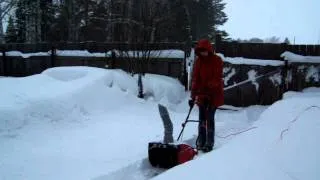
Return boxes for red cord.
[216,126,258,139]
[280,106,320,140]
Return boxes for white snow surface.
[281,51,320,63]
[0,67,188,180]
[218,53,284,66]
[0,66,269,180]
[154,89,320,180]
[1,66,319,180]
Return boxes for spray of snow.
[269,72,282,86]
[247,70,259,91]
[298,65,306,73]
[306,65,319,82]
[287,70,292,83]
[223,67,236,86]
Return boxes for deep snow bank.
[153,90,320,180]
[0,67,186,132]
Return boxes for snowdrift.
[0,67,185,132]
[153,89,320,180]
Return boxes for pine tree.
[15,0,27,43]
[188,0,228,41]
[40,0,55,42]
[210,0,228,39]
[284,37,290,44]
[5,16,17,43]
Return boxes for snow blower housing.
[148,104,197,169]
[148,142,197,168]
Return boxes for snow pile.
[218,53,284,66]
[281,51,320,63]
[0,67,185,132]
[154,89,320,180]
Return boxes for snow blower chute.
[148,104,198,169]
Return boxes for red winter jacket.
[191,39,224,107]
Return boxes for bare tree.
[0,0,17,43]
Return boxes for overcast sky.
[222,0,320,44]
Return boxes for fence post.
[281,58,289,93]
[111,51,116,69]
[2,48,7,76]
[51,45,56,67]
[182,51,188,91]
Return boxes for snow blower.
[148,104,198,169]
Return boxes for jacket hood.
[195,39,215,56]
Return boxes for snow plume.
[306,65,319,82]
[247,70,259,91]
[298,65,306,73]
[223,67,236,86]
[269,72,282,86]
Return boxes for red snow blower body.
[148,104,198,169]
[148,142,197,168]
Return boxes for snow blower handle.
[177,104,194,141]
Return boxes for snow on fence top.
[0,49,185,59]
[281,51,320,63]
[217,53,284,66]
[1,51,50,58]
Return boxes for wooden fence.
[0,41,319,107]
[0,42,188,87]
[192,36,320,60]
[216,42,320,60]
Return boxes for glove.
[188,99,195,108]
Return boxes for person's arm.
[191,58,201,99]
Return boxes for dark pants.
[197,105,216,149]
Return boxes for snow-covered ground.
[154,87,320,180]
[0,66,319,180]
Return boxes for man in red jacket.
[189,39,224,152]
